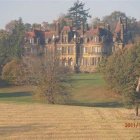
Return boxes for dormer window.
[30,38,32,44]
[95,37,97,42]
[52,34,55,40]
[74,34,76,39]
[64,36,67,43]
[30,38,34,44]
[45,38,48,44]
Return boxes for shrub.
[2,59,29,85]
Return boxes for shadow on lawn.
[0,124,37,136]
[71,78,96,81]
[66,100,123,108]
[0,92,32,98]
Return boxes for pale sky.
[0,0,140,29]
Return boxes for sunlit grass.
[0,102,139,140]
[0,73,121,106]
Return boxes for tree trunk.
[135,103,139,116]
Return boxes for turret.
[121,23,124,42]
[106,24,110,31]
[119,17,122,24]
[124,17,127,32]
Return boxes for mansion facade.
[24,17,129,72]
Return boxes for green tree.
[0,30,11,74]
[9,18,25,58]
[99,44,140,111]
[91,17,101,28]
[0,18,25,78]
[24,23,32,31]
[68,0,91,29]
[103,11,126,31]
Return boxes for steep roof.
[85,27,100,37]
[115,17,122,33]
[62,26,71,32]
[26,32,35,38]
[44,31,56,38]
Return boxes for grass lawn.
[0,86,34,103]
[70,73,122,107]
[0,73,122,107]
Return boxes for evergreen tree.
[0,18,25,75]
[9,18,25,58]
[68,0,91,29]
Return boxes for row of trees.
[2,52,72,104]
[0,18,71,104]
[99,43,140,115]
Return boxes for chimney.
[56,22,60,37]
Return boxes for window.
[97,47,101,53]
[98,57,101,62]
[45,38,48,44]
[62,47,67,54]
[64,36,68,43]
[30,38,34,44]
[83,58,88,66]
[92,57,95,65]
[83,47,88,54]
[92,47,95,53]
[92,47,101,53]
[95,37,97,42]
[68,46,73,54]
[68,59,73,66]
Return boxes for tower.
[120,23,124,42]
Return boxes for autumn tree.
[5,20,18,34]
[26,53,71,104]
[68,0,91,29]
[2,59,30,85]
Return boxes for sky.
[0,0,140,29]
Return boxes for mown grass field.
[0,73,139,140]
[0,103,140,140]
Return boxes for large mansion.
[24,17,129,72]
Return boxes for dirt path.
[0,103,140,140]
